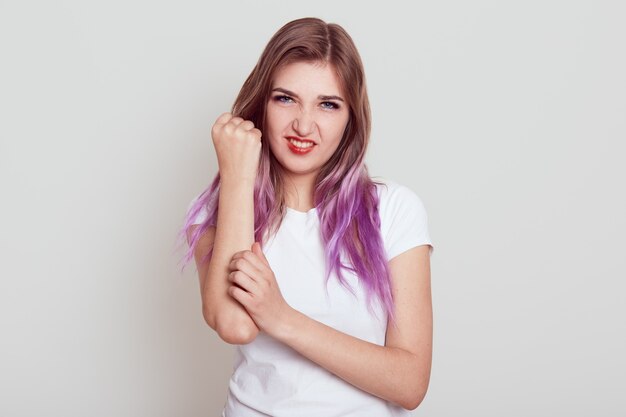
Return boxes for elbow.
[204,308,259,345]
[202,305,218,331]
[396,351,431,410]
[402,391,426,411]
[218,319,259,345]
[400,382,429,411]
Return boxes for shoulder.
[371,176,433,259]
[372,177,427,216]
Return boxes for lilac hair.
[174,17,400,329]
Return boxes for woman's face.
[265,61,350,178]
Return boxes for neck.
[283,171,317,210]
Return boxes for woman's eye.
[275,95,293,103]
[321,101,339,110]
[273,95,339,110]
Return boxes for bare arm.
[225,243,432,409]
[269,245,433,410]
[191,112,262,345]
[190,178,259,345]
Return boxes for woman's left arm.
[227,242,433,410]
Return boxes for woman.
[178,17,434,416]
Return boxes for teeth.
[289,138,314,148]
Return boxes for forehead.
[272,61,344,96]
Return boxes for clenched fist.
[211,112,263,182]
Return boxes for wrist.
[219,176,256,190]
[219,172,256,186]
[271,306,301,344]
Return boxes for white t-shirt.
[189,177,434,417]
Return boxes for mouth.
[285,136,316,154]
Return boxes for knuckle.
[215,112,231,125]
[246,130,260,140]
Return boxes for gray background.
[1,0,624,416]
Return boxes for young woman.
[178,17,435,417]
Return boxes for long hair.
[176,17,399,328]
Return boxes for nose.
[292,108,315,137]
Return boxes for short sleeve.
[379,181,434,260]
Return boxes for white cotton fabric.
[189,177,434,417]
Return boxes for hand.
[211,112,262,182]
[227,242,293,337]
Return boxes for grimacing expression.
[265,61,350,177]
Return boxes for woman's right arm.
[190,112,262,345]
[200,177,259,344]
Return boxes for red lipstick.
[286,136,316,155]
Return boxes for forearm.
[204,177,259,343]
[274,309,427,410]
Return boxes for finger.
[252,242,270,267]
[228,270,259,294]
[214,112,232,128]
[229,283,253,305]
[241,250,270,272]
[230,250,258,265]
[227,116,245,127]
[231,250,247,260]
[239,120,255,131]
[231,250,266,269]
[228,254,263,281]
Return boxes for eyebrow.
[271,87,345,102]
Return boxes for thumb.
[252,242,269,265]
